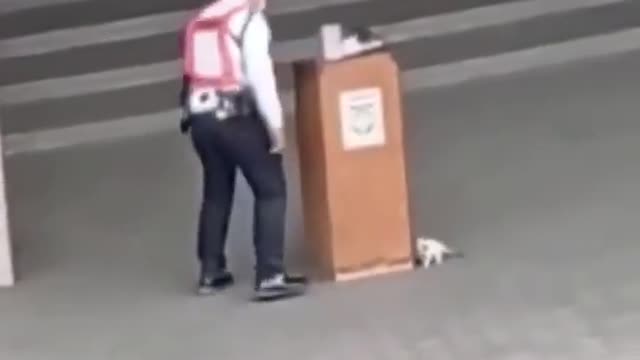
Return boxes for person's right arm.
[242,12,286,152]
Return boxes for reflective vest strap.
[183,4,248,89]
[183,21,196,81]
[216,23,235,88]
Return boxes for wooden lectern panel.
[295,52,412,281]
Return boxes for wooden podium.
[294,51,413,282]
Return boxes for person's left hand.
[179,112,191,134]
[267,127,286,154]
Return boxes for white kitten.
[415,237,463,268]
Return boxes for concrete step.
[3,0,637,86]
[0,0,212,38]
[394,0,640,70]
[2,0,640,152]
[0,0,511,40]
[0,0,523,84]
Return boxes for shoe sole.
[196,277,235,296]
[197,287,217,296]
[252,284,307,302]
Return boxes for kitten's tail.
[444,250,464,260]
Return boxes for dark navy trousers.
[189,111,286,281]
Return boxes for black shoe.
[197,270,234,296]
[253,273,307,302]
[284,273,308,285]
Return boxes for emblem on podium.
[339,87,386,150]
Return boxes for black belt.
[180,90,256,133]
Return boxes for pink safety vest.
[182,0,249,92]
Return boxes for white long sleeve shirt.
[226,8,284,130]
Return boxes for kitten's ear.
[352,27,373,41]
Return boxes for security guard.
[179,0,306,301]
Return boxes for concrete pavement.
[2,50,640,359]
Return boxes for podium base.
[335,261,413,282]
